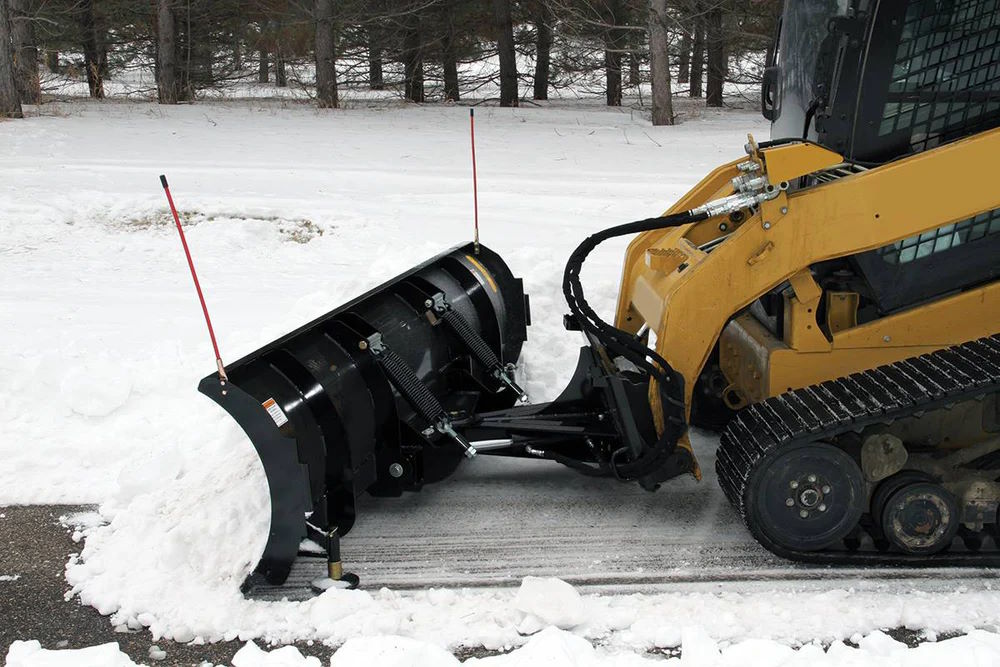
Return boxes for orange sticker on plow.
[262,398,289,427]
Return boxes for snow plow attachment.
[199,243,529,587]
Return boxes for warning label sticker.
[262,398,289,427]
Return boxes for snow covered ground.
[3,98,1000,665]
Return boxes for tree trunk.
[402,19,423,103]
[705,6,725,107]
[0,0,23,117]
[532,4,551,100]
[231,10,243,71]
[649,0,673,126]
[45,50,58,73]
[258,49,268,83]
[314,0,338,108]
[493,0,517,107]
[367,28,383,90]
[156,0,177,103]
[690,14,704,97]
[10,0,39,105]
[604,0,624,106]
[628,52,640,88]
[186,9,213,91]
[677,25,692,84]
[79,0,106,99]
[275,52,286,87]
[605,46,622,106]
[440,9,459,101]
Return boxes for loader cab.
[762,0,1000,316]
[764,0,1000,164]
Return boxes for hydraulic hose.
[561,209,709,482]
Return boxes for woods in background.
[0,0,781,124]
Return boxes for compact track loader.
[200,0,1000,589]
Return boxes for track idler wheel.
[746,442,865,552]
[879,481,960,555]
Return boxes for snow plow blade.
[199,243,529,587]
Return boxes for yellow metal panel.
[626,128,1000,468]
[832,284,999,349]
[760,143,844,185]
[826,292,859,334]
[614,156,745,332]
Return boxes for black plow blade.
[197,243,529,589]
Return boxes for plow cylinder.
[199,243,528,586]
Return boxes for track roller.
[746,441,866,552]
[879,481,961,555]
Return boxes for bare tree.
[157,0,178,103]
[10,0,38,104]
[493,0,517,106]
[648,0,673,125]
[314,0,338,108]
[0,0,22,117]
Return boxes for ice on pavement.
[4,100,1000,661]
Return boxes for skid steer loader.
[199,0,1000,589]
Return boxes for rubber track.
[716,334,1000,566]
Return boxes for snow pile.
[5,641,139,667]
[233,641,322,667]
[61,558,1000,650]
[512,576,589,632]
[330,626,1000,666]
[10,630,1000,667]
[330,635,460,667]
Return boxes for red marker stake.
[470,108,480,254]
[160,175,228,383]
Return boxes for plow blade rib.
[198,243,528,586]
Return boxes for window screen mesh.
[879,0,1000,153]
[877,208,1000,264]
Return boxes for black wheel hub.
[747,442,865,552]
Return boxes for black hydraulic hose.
[561,209,709,481]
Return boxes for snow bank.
[232,641,322,667]
[10,630,1000,667]
[5,641,139,667]
[330,635,460,667]
[330,627,1000,666]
